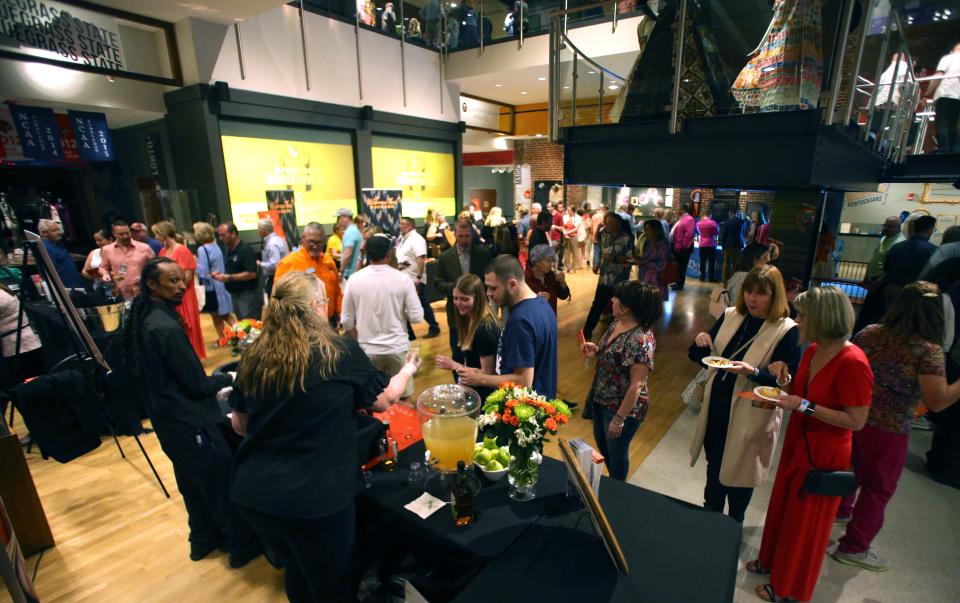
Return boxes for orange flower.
[545,418,558,431]
[236,330,247,339]
[223,327,235,338]
[545,405,556,416]
[556,414,568,425]
[218,338,228,347]
[506,399,517,408]
[512,416,520,427]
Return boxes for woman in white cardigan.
[688,265,800,522]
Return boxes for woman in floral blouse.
[635,219,671,300]
[582,281,663,480]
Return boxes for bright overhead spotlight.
[520,91,528,95]
[608,84,619,90]
[562,85,570,89]
[538,77,546,81]
[588,70,596,75]
[535,133,543,137]
[495,83,503,87]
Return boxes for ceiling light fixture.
[520,91,528,95]
[588,70,596,75]
[495,83,503,87]
[538,77,546,81]
[608,84,619,90]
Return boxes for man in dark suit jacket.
[435,218,493,369]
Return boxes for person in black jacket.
[230,271,421,602]
[120,257,261,566]
[435,219,493,373]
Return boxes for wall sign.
[0,0,126,71]
[68,110,113,161]
[8,104,63,160]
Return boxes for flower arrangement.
[477,383,571,501]
[219,319,263,356]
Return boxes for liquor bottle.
[451,461,476,527]
[379,419,397,472]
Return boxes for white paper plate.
[753,386,784,402]
[702,356,734,369]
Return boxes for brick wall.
[513,139,588,208]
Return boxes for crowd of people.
[15,200,957,603]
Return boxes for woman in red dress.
[748,286,873,602]
[152,221,206,360]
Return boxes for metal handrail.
[556,30,627,83]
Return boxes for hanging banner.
[0,0,126,71]
[55,113,80,161]
[68,110,113,161]
[0,106,26,160]
[145,132,169,188]
[360,189,402,238]
[8,104,64,160]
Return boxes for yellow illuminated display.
[221,136,356,231]
[372,146,455,219]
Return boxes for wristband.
[753,367,760,378]
[804,402,817,415]
[797,398,810,414]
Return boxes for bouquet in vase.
[477,383,571,501]
[219,319,263,356]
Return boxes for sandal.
[746,560,770,575]
[756,584,795,602]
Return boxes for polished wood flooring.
[5,269,713,602]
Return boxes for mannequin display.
[616,2,738,122]
[731,0,824,112]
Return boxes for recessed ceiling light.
[588,71,596,75]
[495,84,503,87]
[538,77,546,81]
[535,133,543,137]
[520,91,528,95]
[562,85,570,89]
[608,84,619,90]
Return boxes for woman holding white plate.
[687,265,800,523]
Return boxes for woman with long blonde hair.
[435,273,501,398]
[152,220,205,359]
[229,271,420,602]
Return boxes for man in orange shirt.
[273,223,342,322]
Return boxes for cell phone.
[578,329,586,349]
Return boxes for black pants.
[408,283,439,340]
[935,97,960,153]
[699,247,717,282]
[703,410,754,523]
[153,422,258,553]
[583,283,615,340]
[554,239,565,269]
[928,401,960,482]
[239,504,356,603]
[674,246,693,289]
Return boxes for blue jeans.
[592,405,643,481]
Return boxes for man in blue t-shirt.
[38,219,84,288]
[336,208,363,280]
[458,255,558,399]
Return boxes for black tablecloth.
[453,478,741,603]
[357,441,571,562]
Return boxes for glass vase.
[507,447,540,502]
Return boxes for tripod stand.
[9,234,169,498]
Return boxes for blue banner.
[68,111,114,161]
[8,104,64,161]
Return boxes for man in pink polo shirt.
[99,220,155,299]
[671,203,695,291]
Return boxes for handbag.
[682,330,759,410]
[659,259,679,285]
[709,285,730,319]
[800,415,857,497]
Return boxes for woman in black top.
[688,265,801,523]
[229,271,420,602]
[435,273,501,400]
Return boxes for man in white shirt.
[397,216,441,338]
[927,42,960,153]
[342,234,424,399]
[871,53,911,144]
[257,218,289,299]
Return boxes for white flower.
[477,412,499,428]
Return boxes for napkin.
[404,492,448,519]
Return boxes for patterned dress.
[732,0,823,112]
[640,239,670,301]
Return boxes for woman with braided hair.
[120,257,262,567]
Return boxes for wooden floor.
[6,269,713,603]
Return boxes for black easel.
[10,235,169,498]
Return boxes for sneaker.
[831,548,888,572]
[425,327,441,338]
[912,416,933,430]
[834,515,851,526]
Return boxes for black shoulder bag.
[800,415,857,497]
